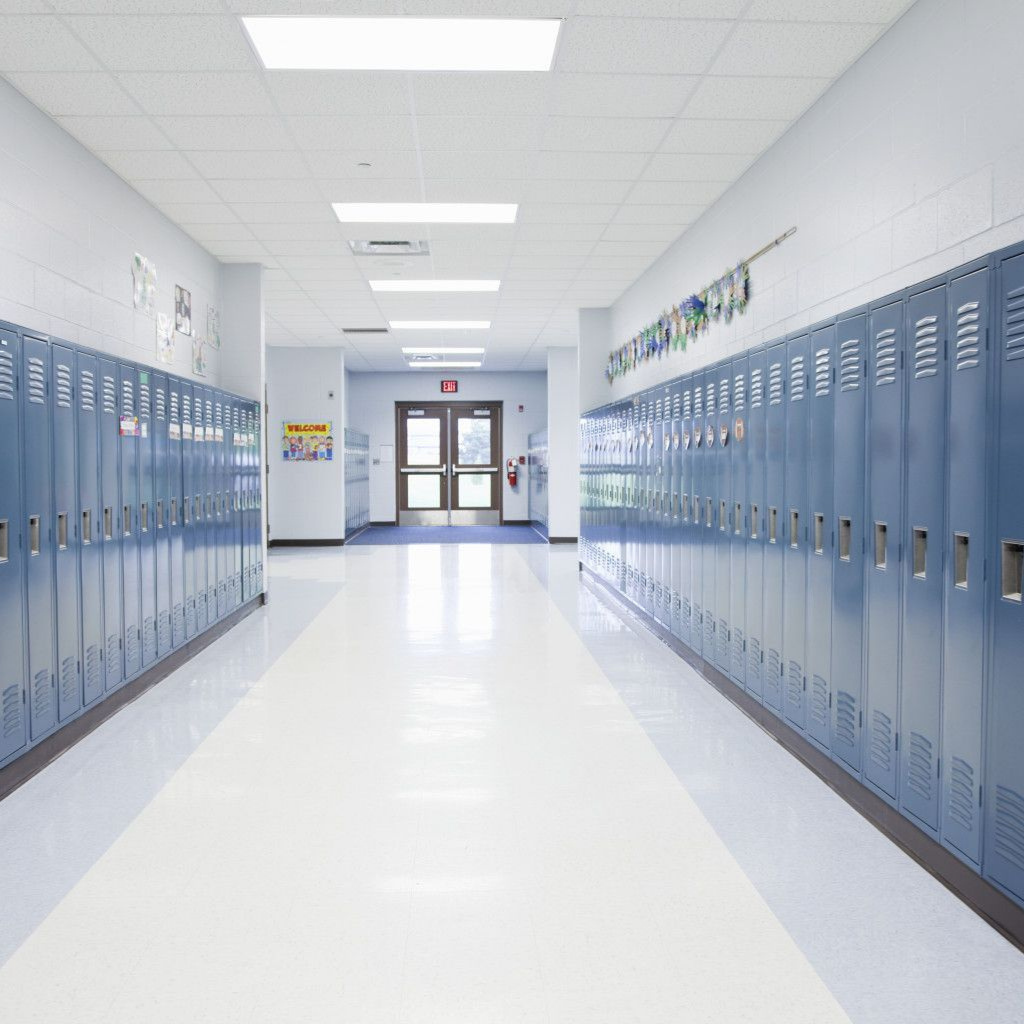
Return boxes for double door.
[397,402,502,526]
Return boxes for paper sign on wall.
[282,421,334,462]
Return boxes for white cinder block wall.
[580,0,1024,410]
[0,75,223,385]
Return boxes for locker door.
[670,390,683,637]
[51,344,82,721]
[194,387,209,631]
[242,404,253,602]
[830,314,868,774]
[216,394,229,619]
[168,378,186,646]
[22,335,56,738]
[0,328,28,762]
[783,335,810,731]
[763,346,786,713]
[643,399,654,614]
[652,397,666,624]
[119,364,141,678]
[678,383,693,647]
[806,325,836,750]
[627,407,637,605]
[232,400,242,608]
[986,250,1024,902]
[864,299,905,802]
[98,361,122,691]
[76,351,104,707]
[182,384,197,638]
[745,351,767,700]
[900,283,948,834]
[715,366,732,673]
[701,374,717,656]
[138,370,157,667]
[254,404,263,594]
[941,265,989,865]
[153,373,172,658]
[729,356,748,685]
[690,373,704,656]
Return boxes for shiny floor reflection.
[0,544,1020,1023]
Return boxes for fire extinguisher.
[506,457,518,488]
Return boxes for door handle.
[453,466,498,473]
[400,464,446,474]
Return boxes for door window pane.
[458,474,491,508]
[408,475,441,508]
[407,418,440,465]
[457,417,491,465]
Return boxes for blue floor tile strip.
[347,525,546,545]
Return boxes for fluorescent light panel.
[334,203,516,224]
[402,348,484,355]
[370,280,500,293]
[390,320,490,330]
[242,17,560,71]
[409,361,482,369]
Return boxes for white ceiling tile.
[266,239,354,256]
[205,240,272,259]
[626,179,727,205]
[531,150,648,180]
[660,117,789,154]
[550,73,697,118]
[591,239,670,258]
[642,152,754,181]
[744,0,913,23]
[265,71,410,116]
[511,240,594,257]
[420,224,517,243]
[287,115,416,151]
[610,203,704,224]
[540,115,669,152]
[600,222,686,243]
[318,178,426,202]
[0,16,100,71]
[521,179,631,204]
[115,72,274,116]
[185,150,310,179]
[249,222,343,241]
[96,149,198,179]
[409,72,552,115]
[157,201,240,223]
[423,179,525,203]
[56,115,171,149]
[181,222,256,242]
[557,17,731,74]
[64,15,257,72]
[517,203,618,223]
[7,72,138,115]
[304,150,421,178]
[132,178,222,204]
[710,21,882,78]
[414,115,544,152]
[52,1,224,10]
[0,1,56,10]
[227,202,335,223]
[574,1,745,15]
[681,76,829,120]
[419,150,531,180]
[154,115,293,150]
[209,178,325,203]
[516,222,605,241]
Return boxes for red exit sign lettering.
[441,379,458,394]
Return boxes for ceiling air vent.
[342,327,389,335]
[348,240,430,256]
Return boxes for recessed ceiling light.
[335,203,516,225]
[409,361,482,369]
[390,320,490,330]
[402,347,485,355]
[241,17,561,71]
[370,280,500,293]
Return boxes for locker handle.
[82,509,92,545]
[0,518,8,562]
[140,502,148,533]
[29,515,40,555]
[57,512,68,551]
[156,499,164,530]
[123,505,131,537]
[103,507,113,541]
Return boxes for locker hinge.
[895,732,899,751]
[829,691,832,708]
[979,784,983,807]
[803,676,807,691]
[859,710,863,728]
[936,757,941,778]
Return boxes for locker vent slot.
[747,638,762,681]
[768,362,783,405]
[672,395,681,418]
[720,499,727,532]
[994,786,1024,869]
[732,628,744,675]
[1006,283,1024,360]
[57,512,68,551]
[683,391,691,418]
[955,301,981,371]
[874,329,897,386]
[836,691,857,747]
[813,347,831,397]
[29,515,40,555]
[750,367,764,407]
[2,682,22,739]
[102,375,117,414]
[27,356,46,405]
[874,522,887,569]
[948,757,975,832]
[787,661,803,707]
[121,379,134,415]
[750,504,759,539]
[839,338,862,391]
[694,388,703,418]
[789,509,799,548]
[733,374,746,410]
[768,507,777,544]
[32,670,51,721]
[106,632,119,671]
[55,362,73,408]
[156,500,164,530]
[0,348,14,400]
[139,382,151,418]
[0,519,7,562]
[61,656,76,707]
[870,710,893,773]
[954,533,969,589]
[789,356,806,401]
[1002,541,1023,601]
[704,614,715,649]
[144,619,156,660]
[734,502,742,536]
[811,675,829,728]
[81,509,91,545]
[767,647,781,685]
[907,731,934,801]
[913,527,927,579]
[156,389,167,421]
[159,611,170,650]
[913,317,939,379]
[140,502,148,533]
[123,505,131,536]
[125,628,138,667]
[705,383,716,415]
[838,517,852,561]
[170,391,180,424]
[718,378,730,413]
[79,369,95,410]
[705,497,713,529]
[85,644,101,695]
[813,513,824,554]
[182,393,192,423]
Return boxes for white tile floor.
[0,544,1021,1022]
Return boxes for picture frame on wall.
[175,285,192,336]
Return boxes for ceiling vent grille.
[348,240,430,256]
[342,327,389,335]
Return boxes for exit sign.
[441,379,458,394]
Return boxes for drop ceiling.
[0,0,915,372]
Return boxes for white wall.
[581,0,1024,411]
[546,348,581,540]
[0,75,223,385]
[347,371,547,524]
[266,347,346,543]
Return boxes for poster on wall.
[192,336,208,376]
[132,252,157,315]
[156,312,174,364]
[175,285,192,336]
[206,305,221,349]
[282,421,334,462]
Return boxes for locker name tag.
[169,423,181,440]
[140,422,148,438]
[183,423,193,440]
[215,427,225,442]
[119,415,139,437]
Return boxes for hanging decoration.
[603,227,796,384]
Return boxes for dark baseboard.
[268,538,344,547]
[503,519,531,526]
[0,594,265,805]
[370,520,397,528]
[579,566,1024,953]
[548,536,578,544]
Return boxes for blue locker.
[864,298,906,803]
[652,395,668,626]
[669,389,683,637]
[623,407,635,603]
[830,314,869,774]
[616,407,627,593]
[643,398,654,615]
[168,379,184,644]
[0,327,28,763]
[119,363,141,679]
[75,350,104,707]
[254,405,263,594]
[678,382,693,647]
[194,387,210,632]
[806,325,836,750]
[22,335,56,739]
[138,370,157,667]
[715,365,732,674]
[763,345,786,713]
[783,334,810,732]
[900,282,948,834]
[98,360,123,691]
[745,350,767,701]
[153,373,172,657]
[51,343,82,721]
[231,399,243,609]
[729,356,747,685]
[941,264,990,865]
[182,384,198,638]
[215,394,228,620]
[690,372,704,656]
[985,249,1024,903]
[701,373,717,656]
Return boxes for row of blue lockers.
[579,241,1024,910]
[0,320,264,773]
